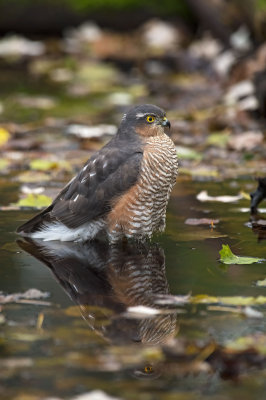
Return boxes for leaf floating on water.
[185,218,219,226]
[0,288,50,304]
[30,159,72,171]
[219,244,262,265]
[0,127,10,147]
[192,294,266,306]
[16,171,50,183]
[179,168,219,178]
[197,190,244,203]
[256,278,266,287]
[12,193,52,209]
[225,334,266,354]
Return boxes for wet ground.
[1,177,266,400]
[0,25,266,400]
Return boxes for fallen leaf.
[12,193,52,208]
[206,131,230,147]
[219,244,262,264]
[228,131,263,151]
[185,218,219,226]
[256,278,266,287]
[192,294,266,306]
[15,95,56,109]
[176,146,202,161]
[0,288,50,304]
[179,168,219,178]
[66,124,117,139]
[197,190,243,203]
[226,334,266,354]
[16,171,50,183]
[30,159,71,172]
[0,127,10,146]
[0,158,9,170]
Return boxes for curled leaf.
[219,244,262,264]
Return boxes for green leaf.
[30,159,72,171]
[12,194,52,209]
[0,158,9,170]
[219,244,262,265]
[206,131,230,147]
[176,146,202,161]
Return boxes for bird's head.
[119,104,171,138]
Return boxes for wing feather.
[17,143,143,234]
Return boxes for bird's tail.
[16,205,53,236]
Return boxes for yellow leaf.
[30,159,58,171]
[0,127,10,147]
[12,194,52,209]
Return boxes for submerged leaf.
[13,193,52,208]
[219,244,262,264]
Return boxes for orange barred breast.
[107,133,178,241]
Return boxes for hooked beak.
[161,117,171,129]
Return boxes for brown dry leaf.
[16,171,50,183]
[228,131,264,151]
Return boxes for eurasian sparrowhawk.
[17,104,178,242]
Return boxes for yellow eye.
[146,115,155,123]
[144,365,153,373]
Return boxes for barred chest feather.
[107,133,178,241]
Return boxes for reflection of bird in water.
[249,178,266,241]
[250,177,266,214]
[18,239,177,347]
[249,214,266,242]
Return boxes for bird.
[17,104,178,243]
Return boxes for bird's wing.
[17,145,143,233]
